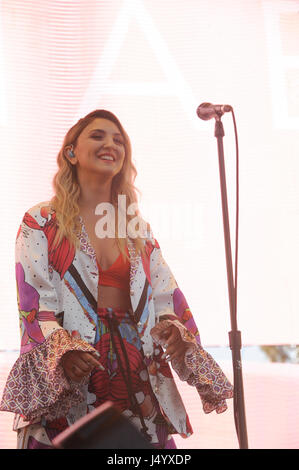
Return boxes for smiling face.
[65,117,126,179]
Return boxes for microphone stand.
[214,115,248,449]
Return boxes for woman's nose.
[102,134,117,148]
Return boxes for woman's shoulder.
[21,200,56,227]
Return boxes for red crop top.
[96,245,130,291]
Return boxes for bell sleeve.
[0,210,97,423]
[149,237,234,414]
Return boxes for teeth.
[99,155,114,160]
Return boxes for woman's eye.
[92,135,124,145]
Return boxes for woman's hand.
[160,325,189,363]
[61,350,104,383]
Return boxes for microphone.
[197,102,232,121]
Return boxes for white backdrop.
[0,0,298,349]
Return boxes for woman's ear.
[64,145,76,164]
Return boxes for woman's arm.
[149,236,234,414]
[0,207,100,422]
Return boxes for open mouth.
[97,154,115,162]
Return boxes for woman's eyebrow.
[88,128,122,137]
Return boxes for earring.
[69,144,75,158]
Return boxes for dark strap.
[107,311,152,442]
[68,264,97,313]
[133,278,149,324]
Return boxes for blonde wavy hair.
[50,109,149,260]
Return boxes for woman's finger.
[66,364,85,382]
[77,351,104,370]
[84,352,105,370]
[72,356,93,373]
[161,327,173,340]
[61,351,105,382]
[163,326,180,345]
[162,343,177,359]
[162,342,187,361]
[165,350,185,363]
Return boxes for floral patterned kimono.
[0,201,233,448]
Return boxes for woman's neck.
[77,177,113,212]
